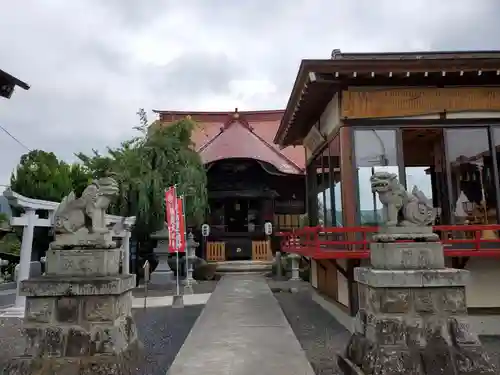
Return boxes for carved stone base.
[339,268,496,375]
[45,248,122,276]
[370,241,445,270]
[2,247,144,375]
[3,339,143,375]
[373,226,440,243]
[50,232,116,250]
[339,230,497,375]
[339,328,495,375]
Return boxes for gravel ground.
[134,305,203,375]
[267,277,312,293]
[0,305,204,375]
[275,289,500,375]
[133,279,218,298]
[274,291,350,375]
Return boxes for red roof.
[155,109,305,174]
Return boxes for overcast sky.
[1,0,499,194]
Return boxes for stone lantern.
[150,224,174,285]
[183,232,198,292]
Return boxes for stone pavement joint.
[167,274,315,375]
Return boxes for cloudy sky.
[1,0,499,195]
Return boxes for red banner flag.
[165,187,186,253]
[176,198,186,253]
[165,187,178,253]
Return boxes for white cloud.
[1,0,499,192]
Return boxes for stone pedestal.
[289,253,301,281]
[3,240,143,374]
[338,227,496,375]
[150,227,173,285]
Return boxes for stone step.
[215,260,273,274]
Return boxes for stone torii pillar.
[12,208,52,310]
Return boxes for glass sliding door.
[354,129,398,225]
[401,128,446,224]
[445,127,496,228]
[328,135,342,226]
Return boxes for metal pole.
[175,251,180,295]
[174,186,181,296]
[181,196,192,293]
[143,260,150,309]
[182,196,188,285]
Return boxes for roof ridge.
[197,127,224,153]
[199,119,303,173]
[247,127,304,172]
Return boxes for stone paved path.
[167,274,315,375]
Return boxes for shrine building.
[0,68,29,99]
[154,109,306,263]
[275,50,500,334]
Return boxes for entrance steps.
[215,260,273,274]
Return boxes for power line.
[0,123,31,152]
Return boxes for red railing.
[276,224,500,259]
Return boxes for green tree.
[8,151,92,260]
[10,150,91,202]
[76,113,208,246]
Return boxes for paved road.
[167,274,315,375]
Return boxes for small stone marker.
[288,253,301,281]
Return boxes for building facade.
[0,68,29,99]
[155,109,306,262]
[275,51,500,328]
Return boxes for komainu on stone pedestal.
[51,176,120,250]
[2,177,143,375]
[338,175,497,375]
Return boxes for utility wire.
[0,123,31,152]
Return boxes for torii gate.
[1,189,135,316]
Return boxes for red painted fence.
[277,224,500,259]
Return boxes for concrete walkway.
[167,274,315,375]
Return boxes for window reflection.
[354,130,398,225]
[447,128,497,232]
[402,128,444,223]
[315,148,328,226]
[329,136,342,227]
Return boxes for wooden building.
[275,50,500,333]
[0,68,29,99]
[154,109,305,262]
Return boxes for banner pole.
[173,186,180,296]
[175,251,180,295]
[181,196,189,292]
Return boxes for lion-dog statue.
[53,176,119,235]
[370,171,436,226]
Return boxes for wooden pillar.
[339,124,360,316]
[339,125,357,228]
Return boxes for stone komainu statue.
[53,176,119,235]
[370,171,436,226]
